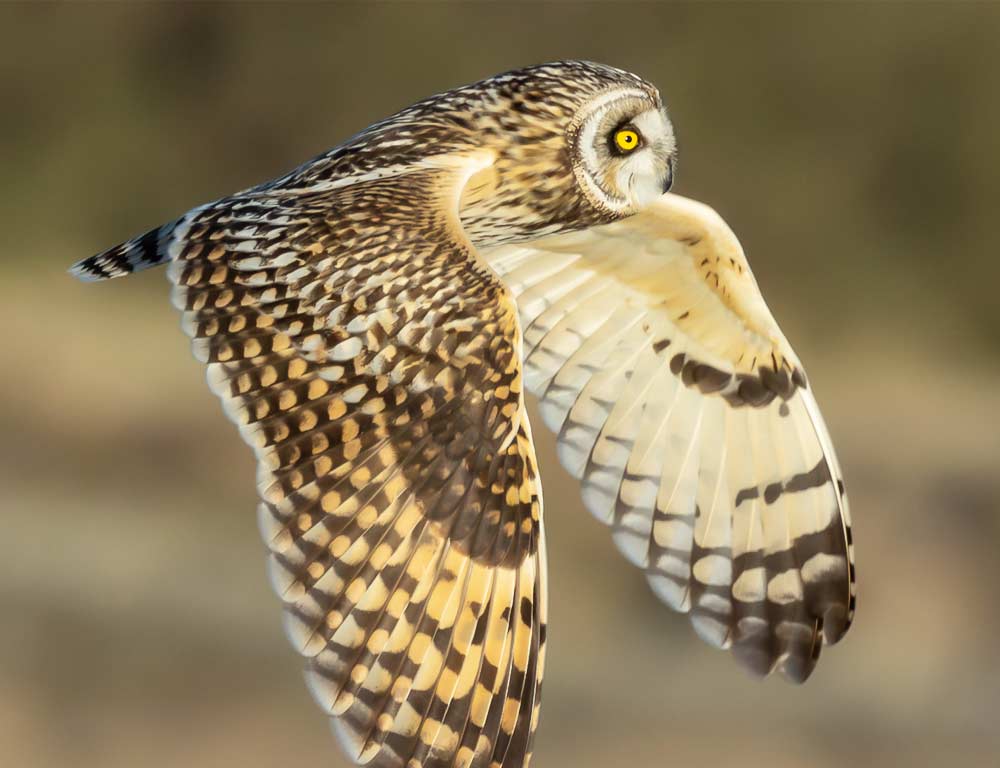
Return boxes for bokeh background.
[3,3,1000,767]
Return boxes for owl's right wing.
[484,193,855,683]
[108,151,546,768]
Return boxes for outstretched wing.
[485,193,854,683]
[154,151,546,768]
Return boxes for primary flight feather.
[70,61,855,768]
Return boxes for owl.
[70,61,855,768]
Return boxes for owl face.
[571,87,676,215]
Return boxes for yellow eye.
[614,128,640,153]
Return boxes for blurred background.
[3,3,1000,767]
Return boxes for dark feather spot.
[763,482,783,504]
[519,597,534,627]
[735,486,760,506]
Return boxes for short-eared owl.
[71,61,855,768]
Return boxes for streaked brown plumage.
[70,61,854,768]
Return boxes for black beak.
[661,158,675,194]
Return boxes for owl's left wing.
[483,193,855,683]
[124,151,547,768]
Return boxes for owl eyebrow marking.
[610,116,641,136]
[573,86,652,124]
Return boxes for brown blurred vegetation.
[2,3,1000,767]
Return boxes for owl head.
[456,61,677,245]
[290,61,677,246]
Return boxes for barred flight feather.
[486,192,854,683]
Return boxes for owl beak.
[661,161,674,194]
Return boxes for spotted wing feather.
[137,152,547,767]
[485,192,854,682]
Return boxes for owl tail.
[69,222,176,282]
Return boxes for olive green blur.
[3,3,999,767]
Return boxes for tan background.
[3,3,1000,767]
